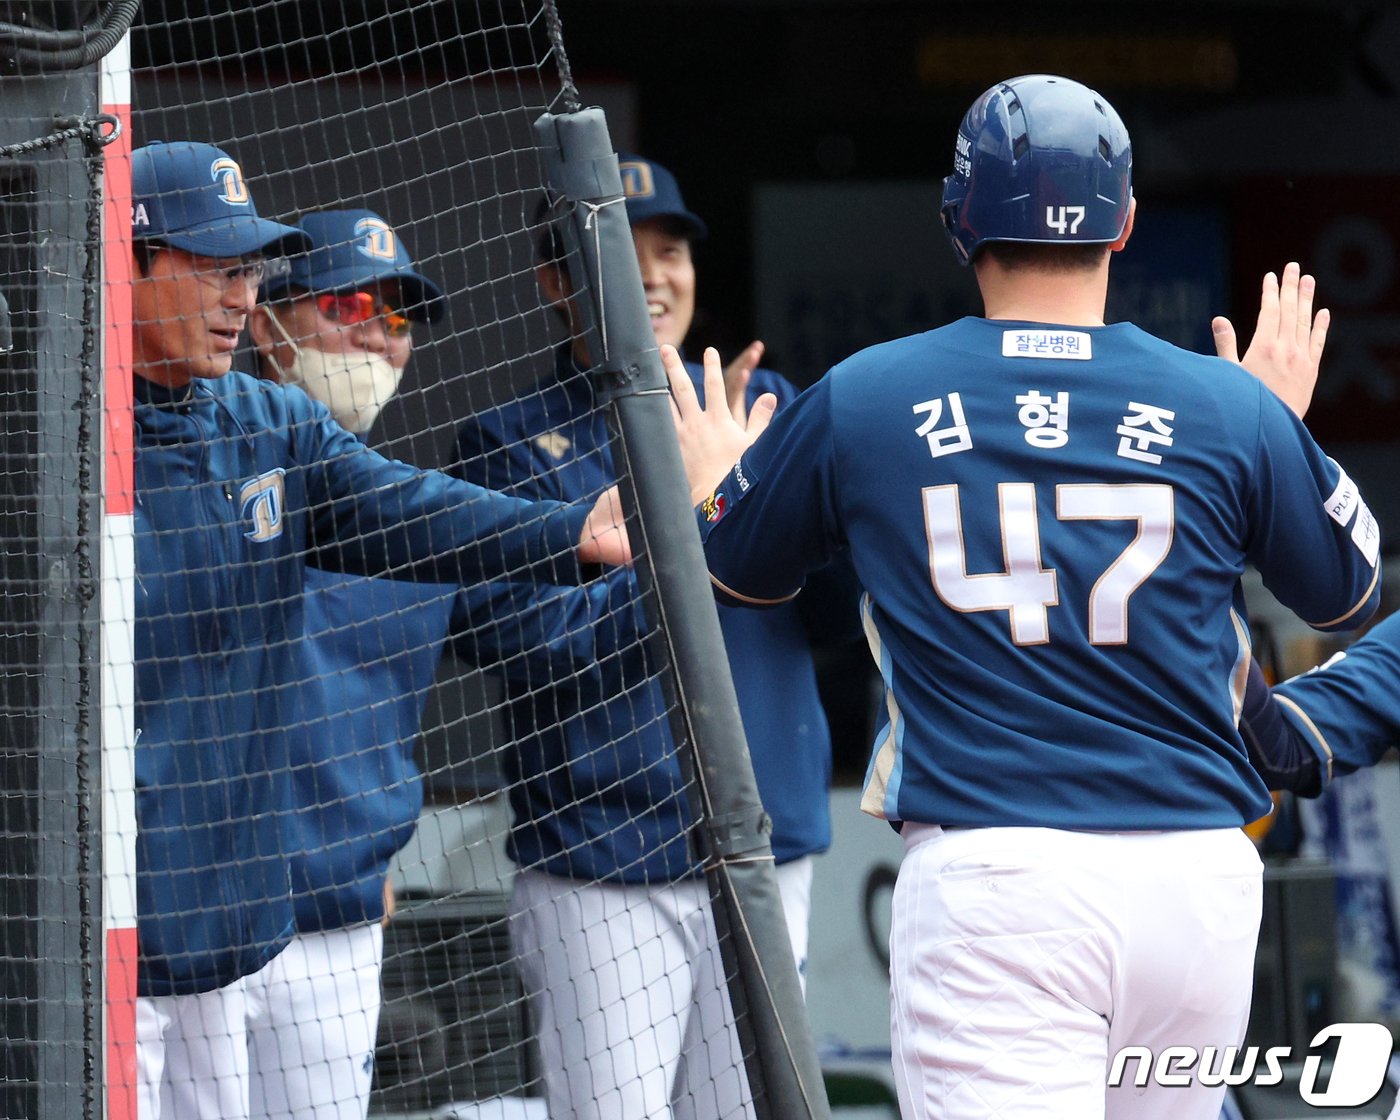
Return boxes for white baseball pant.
[890,825,1262,1120]
[509,869,759,1120]
[244,922,384,1120]
[137,971,254,1120]
[776,856,814,996]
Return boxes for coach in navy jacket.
[447,154,833,1120]
[135,347,603,989]
[130,142,630,1120]
[452,347,832,884]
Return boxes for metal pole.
[0,68,106,1120]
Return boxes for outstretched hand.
[1212,261,1329,418]
[665,344,778,505]
[577,484,631,567]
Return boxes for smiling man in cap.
[129,144,639,1120]
[446,153,831,1120]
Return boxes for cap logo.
[210,157,250,206]
[619,160,655,201]
[354,216,398,261]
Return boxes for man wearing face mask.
[242,208,453,1118]
[245,210,652,1119]
[252,208,427,433]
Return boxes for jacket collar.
[134,373,196,410]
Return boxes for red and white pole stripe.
[100,35,137,1120]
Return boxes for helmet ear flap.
[939,176,973,266]
[941,210,971,266]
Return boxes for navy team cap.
[131,141,310,258]
[616,153,707,240]
[262,208,447,323]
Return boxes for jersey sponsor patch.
[1001,329,1092,360]
[1323,463,1380,565]
[1323,464,1360,527]
[1352,500,1381,566]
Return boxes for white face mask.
[265,309,403,434]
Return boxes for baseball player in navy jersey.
[665,74,1381,1120]
[447,154,832,1120]
[129,142,634,1120]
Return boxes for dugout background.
[132,0,1400,788]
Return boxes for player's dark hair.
[980,241,1111,273]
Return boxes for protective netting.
[0,2,829,1118]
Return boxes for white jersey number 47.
[924,482,1174,645]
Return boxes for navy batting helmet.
[940,74,1132,266]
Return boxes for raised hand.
[722,339,765,426]
[1212,261,1329,418]
[665,344,777,505]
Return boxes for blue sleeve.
[443,387,651,674]
[1245,389,1381,631]
[1239,659,1323,795]
[449,565,650,684]
[289,397,591,585]
[449,400,564,503]
[1273,612,1400,780]
[698,378,845,607]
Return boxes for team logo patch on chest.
[240,468,286,542]
[534,431,572,460]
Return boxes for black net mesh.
[1,2,795,1118]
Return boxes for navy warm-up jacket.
[448,349,834,886]
[134,370,590,996]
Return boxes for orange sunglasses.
[315,292,412,338]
